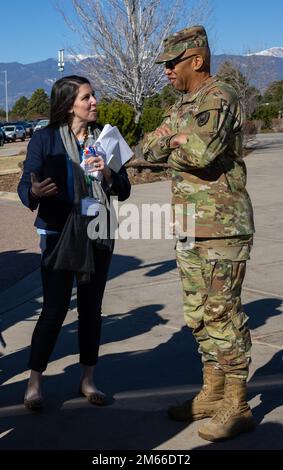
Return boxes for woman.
[18,75,131,410]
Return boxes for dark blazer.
[18,126,131,231]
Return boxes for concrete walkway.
[0,140,28,158]
[0,133,282,451]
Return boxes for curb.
[0,151,23,158]
[0,191,19,202]
[0,169,21,176]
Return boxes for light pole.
[0,70,8,122]
[58,49,65,78]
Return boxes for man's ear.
[193,55,204,71]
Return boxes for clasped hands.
[154,124,188,148]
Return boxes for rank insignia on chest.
[197,111,210,126]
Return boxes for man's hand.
[154,124,172,137]
[169,133,189,148]
[154,125,188,148]
[30,172,58,198]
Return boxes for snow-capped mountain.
[65,54,97,62]
[247,47,283,58]
[0,52,283,108]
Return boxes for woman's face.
[70,83,97,124]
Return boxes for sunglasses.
[165,54,198,70]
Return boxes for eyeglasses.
[165,54,198,70]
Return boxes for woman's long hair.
[49,75,91,128]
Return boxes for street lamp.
[0,70,8,122]
[58,49,65,78]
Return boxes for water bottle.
[83,126,96,175]
[94,141,106,162]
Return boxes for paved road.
[0,133,282,452]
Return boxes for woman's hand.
[84,155,105,172]
[85,155,113,185]
[30,172,58,198]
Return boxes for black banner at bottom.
[0,450,281,466]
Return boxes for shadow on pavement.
[0,250,41,294]
[191,421,283,450]
[245,298,282,330]
[0,252,176,343]
[0,267,282,449]
[0,309,197,449]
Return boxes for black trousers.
[28,235,113,372]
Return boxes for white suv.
[2,125,26,142]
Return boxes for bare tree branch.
[56,0,211,123]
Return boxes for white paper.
[96,124,134,173]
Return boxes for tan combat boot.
[168,363,224,421]
[198,376,255,441]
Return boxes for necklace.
[77,129,88,149]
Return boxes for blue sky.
[0,0,282,64]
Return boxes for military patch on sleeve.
[197,111,210,127]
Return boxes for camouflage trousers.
[175,237,253,379]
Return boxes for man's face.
[164,52,198,92]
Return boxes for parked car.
[16,121,33,137]
[0,127,5,146]
[2,125,26,142]
[34,119,49,131]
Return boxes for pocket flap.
[194,97,222,116]
[231,311,249,330]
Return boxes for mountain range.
[0,48,282,109]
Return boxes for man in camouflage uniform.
[142,25,255,441]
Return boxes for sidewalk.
[0,134,283,450]
[0,140,27,158]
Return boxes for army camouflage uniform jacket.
[143,77,255,239]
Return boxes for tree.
[26,89,50,119]
[252,103,279,128]
[140,104,163,133]
[0,108,6,120]
[97,99,141,146]
[217,61,261,118]
[263,80,283,104]
[141,84,179,133]
[58,0,211,125]
[11,96,29,119]
[263,80,283,118]
[250,80,283,127]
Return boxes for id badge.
[81,197,100,216]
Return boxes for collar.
[181,75,217,104]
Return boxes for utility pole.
[1,70,8,122]
[58,49,65,78]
